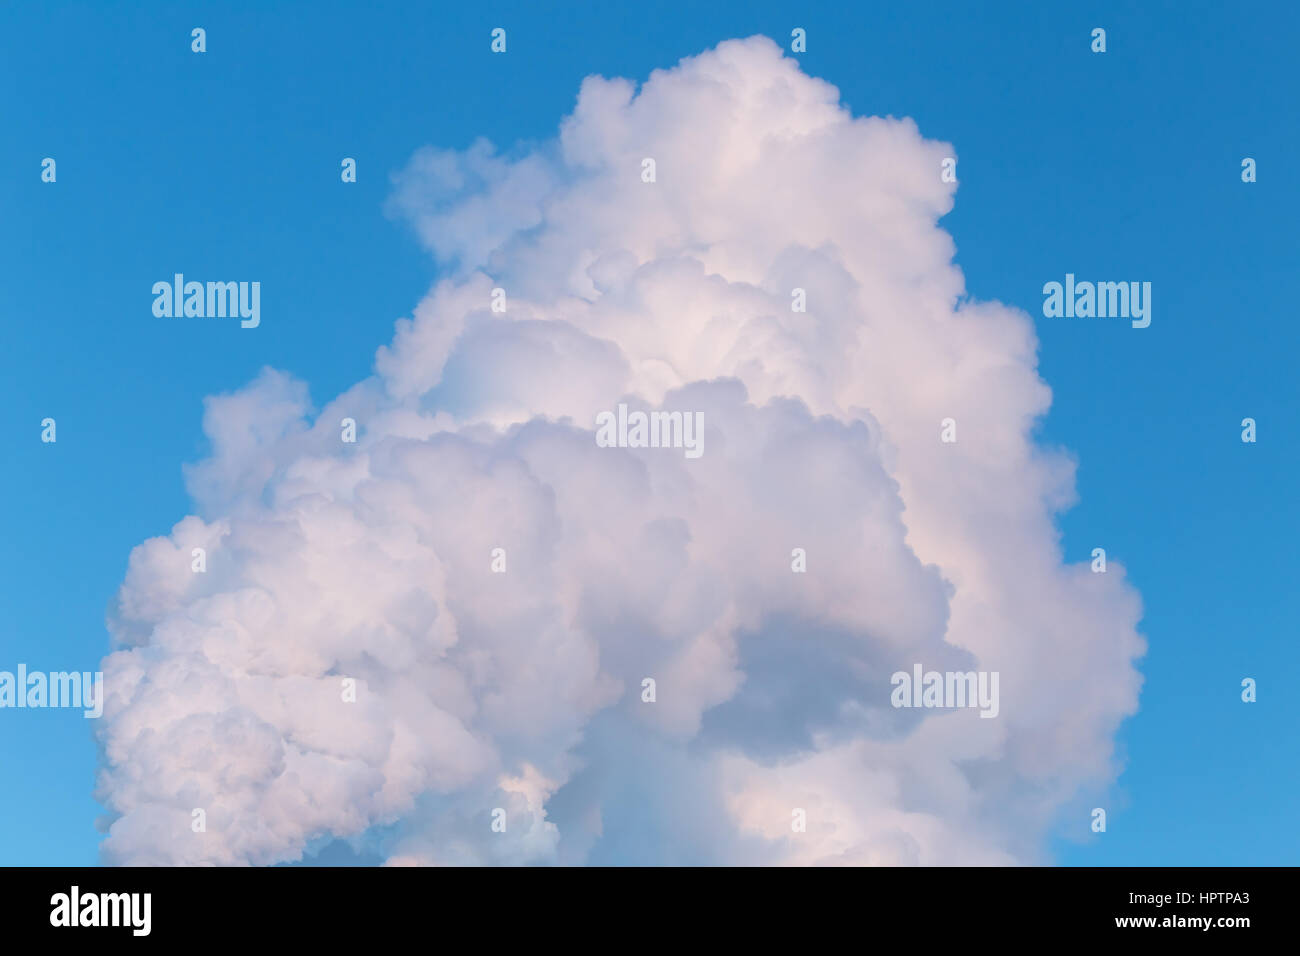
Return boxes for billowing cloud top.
[97,36,1143,866]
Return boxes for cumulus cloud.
[96,36,1144,866]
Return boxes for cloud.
[96,35,1144,866]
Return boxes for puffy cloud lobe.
[97,36,1143,865]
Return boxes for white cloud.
[96,36,1144,866]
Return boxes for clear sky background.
[1,0,1296,865]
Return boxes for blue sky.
[1,0,1296,865]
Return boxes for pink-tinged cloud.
[97,36,1143,866]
